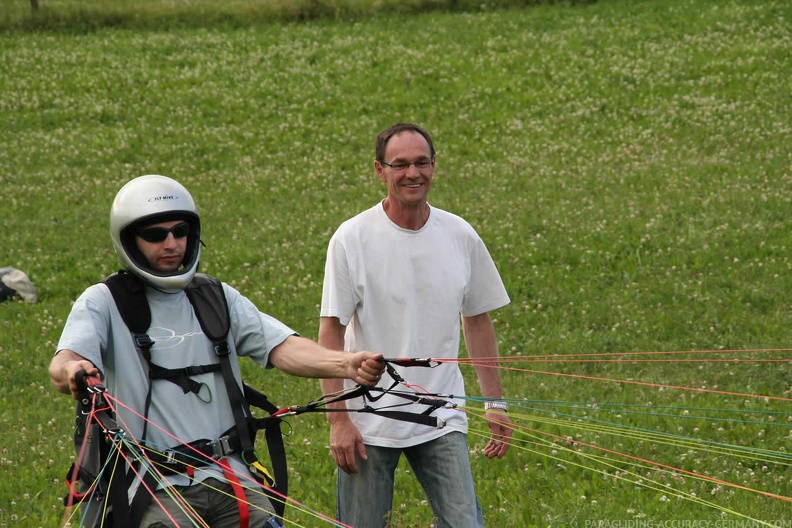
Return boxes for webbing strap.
[108,447,132,528]
[129,469,157,528]
[147,362,221,395]
[185,277,254,460]
[103,271,150,334]
[219,459,249,528]
[360,409,445,428]
[186,276,287,519]
[245,384,288,516]
[215,342,256,458]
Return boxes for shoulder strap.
[185,273,289,519]
[185,274,257,470]
[184,273,230,342]
[103,271,150,335]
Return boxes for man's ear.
[374,160,387,183]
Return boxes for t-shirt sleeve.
[320,229,357,326]
[225,284,297,367]
[461,236,510,317]
[55,284,113,373]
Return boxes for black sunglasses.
[138,222,190,243]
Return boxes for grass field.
[1,0,791,526]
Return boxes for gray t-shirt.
[57,280,295,485]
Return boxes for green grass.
[1,0,791,526]
[1,0,556,31]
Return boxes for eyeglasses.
[138,222,190,243]
[381,159,434,172]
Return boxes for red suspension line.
[434,360,792,402]
[454,358,789,364]
[443,347,792,362]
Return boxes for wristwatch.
[484,400,509,412]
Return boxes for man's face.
[375,131,435,208]
[135,220,189,273]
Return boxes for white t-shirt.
[321,202,510,448]
[57,280,295,485]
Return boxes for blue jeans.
[336,431,485,528]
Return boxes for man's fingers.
[354,354,386,386]
[484,441,507,459]
[483,426,511,458]
[340,449,358,474]
[332,442,360,474]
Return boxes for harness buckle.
[134,334,155,350]
[213,342,230,357]
[209,435,233,460]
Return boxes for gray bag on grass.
[0,267,37,303]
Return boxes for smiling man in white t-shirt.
[319,123,513,528]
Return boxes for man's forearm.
[463,312,504,399]
[269,335,350,378]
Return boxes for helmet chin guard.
[110,175,201,292]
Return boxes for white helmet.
[109,175,201,291]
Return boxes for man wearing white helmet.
[108,173,205,291]
[49,175,385,528]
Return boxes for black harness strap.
[103,270,150,333]
[184,277,255,460]
[146,362,221,396]
[285,365,453,429]
[103,271,158,441]
[185,276,289,519]
[186,276,254,458]
[73,371,132,528]
[244,384,289,504]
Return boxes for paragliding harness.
[64,271,288,527]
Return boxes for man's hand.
[329,416,367,474]
[49,350,100,399]
[483,409,512,459]
[345,352,385,386]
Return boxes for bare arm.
[268,334,383,386]
[462,311,512,458]
[462,312,503,398]
[49,349,100,399]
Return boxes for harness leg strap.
[109,446,132,528]
[218,459,250,528]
